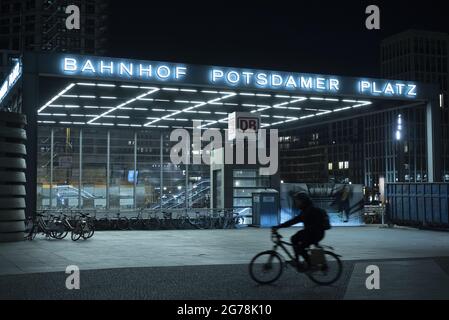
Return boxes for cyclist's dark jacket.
[277,206,326,232]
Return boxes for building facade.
[0,0,109,79]
[381,29,449,181]
[279,30,448,189]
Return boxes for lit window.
[344,161,349,169]
[339,162,344,170]
[328,163,333,171]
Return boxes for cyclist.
[272,192,330,271]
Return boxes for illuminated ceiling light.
[309,97,324,101]
[275,95,291,98]
[49,104,63,108]
[202,90,218,94]
[64,105,80,108]
[38,113,51,116]
[215,112,228,115]
[77,82,96,86]
[79,95,96,99]
[162,87,179,91]
[121,85,139,89]
[100,96,118,100]
[52,113,66,117]
[70,114,85,117]
[316,111,332,116]
[174,100,190,104]
[180,89,197,93]
[61,94,78,98]
[325,98,339,102]
[272,121,285,126]
[239,93,255,96]
[38,83,76,113]
[97,83,116,87]
[88,88,159,124]
[152,108,166,112]
[84,105,99,109]
[300,115,316,119]
[73,122,85,125]
[342,99,358,103]
[334,107,352,112]
[60,121,72,125]
[256,94,271,97]
[155,99,170,102]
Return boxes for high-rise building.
[0,0,109,79]
[279,30,449,189]
[381,29,449,181]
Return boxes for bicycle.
[249,230,343,286]
[24,212,67,240]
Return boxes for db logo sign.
[238,118,259,131]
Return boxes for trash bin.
[252,190,280,228]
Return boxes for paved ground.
[1,226,449,299]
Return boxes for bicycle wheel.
[128,217,141,230]
[71,222,83,241]
[117,217,129,230]
[306,251,343,286]
[249,251,284,285]
[82,222,95,239]
[24,218,37,240]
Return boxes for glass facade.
[36,126,211,210]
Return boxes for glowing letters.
[210,69,340,92]
[63,57,187,82]
[57,56,420,99]
[0,61,22,103]
[358,80,417,98]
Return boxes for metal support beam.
[134,131,137,209]
[78,129,83,209]
[426,100,442,182]
[106,130,110,210]
[160,131,163,212]
[185,163,189,209]
[49,128,54,208]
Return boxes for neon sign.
[62,57,187,82]
[358,80,417,98]
[57,56,419,99]
[210,69,340,92]
[0,61,22,103]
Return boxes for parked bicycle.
[24,212,67,240]
[249,230,343,286]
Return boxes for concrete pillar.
[0,111,27,242]
[426,100,442,182]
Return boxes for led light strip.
[38,83,75,113]
[144,92,236,127]
[88,88,159,124]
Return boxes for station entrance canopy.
[2,52,436,131]
[0,52,442,219]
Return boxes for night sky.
[108,1,449,78]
